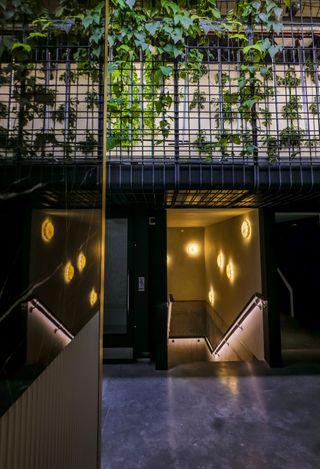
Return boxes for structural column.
[259,208,282,367]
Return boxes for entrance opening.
[167,209,265,367]
[275,213,320,365]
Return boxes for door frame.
[103,208,134,360]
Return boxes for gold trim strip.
[97,0,109,467]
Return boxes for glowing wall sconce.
[241,219,251,240]
[186,242,200,257]
[41,218,54,242]
[64,261,75,284]
[89,288,98,306]
[217,251,225,271]
[208,286,215,307]
[77,252,87,272]
[167,254,172,267]
[226,262,235,282]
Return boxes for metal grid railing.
[107,5,320,165]
[2,2,320,167]
[0,32,103,161]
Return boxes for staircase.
[168,295,266,367]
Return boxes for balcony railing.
[107,19,320,166]
[1,4,320,169]
[0,33,103,161]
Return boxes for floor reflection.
[102,361,320,469]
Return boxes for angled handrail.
[28,298,74,341]
[212,294,267,357]
[167,294,174,340]
[277,268,294,319]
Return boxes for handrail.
[28,298,74,340]
[167,294,174,340]
[212,294,266,357]
[277,268,294,319]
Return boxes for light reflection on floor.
[101,361,320,469]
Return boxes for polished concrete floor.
[101,361,320,469]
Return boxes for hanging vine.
[1,0,316,161]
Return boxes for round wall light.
[217,251,225,271]
[41,218,54,242]
[241,219,251,239]
[208,287,215,307]
[226,262,235,282]
[186,242,200,257]
[89,288,98,306]
[77,252,87,272]
[64,261,75,284]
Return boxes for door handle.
[127,270,130,315]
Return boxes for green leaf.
[199,19,213,35]
[159,66,173,76]
[27,32,48,39]
[145,21,161,36]
[274,7,283,20]
[242,99,256,109]
[259,13,269,23]
[82,16,93,28]
[107,135,120,150]
[12,42,32,53]
[229,33,248,41]
[268,45,282,60]
[243,44,263,55]
[272,22,283,34]
[174,15,193,29]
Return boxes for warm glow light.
[77,252,87,272]
[241,219,251,239]
[167,254,172,267]
[217,251,225,271]
[208,286,215,306]
[226,262,235,281]
[41,218,54,242]
[64,261,74,284]
[186,242,200,257]
[89,288,98,306]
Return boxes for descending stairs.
[168,295,266,367]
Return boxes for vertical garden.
[0,1,319,161]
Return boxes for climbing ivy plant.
[0,0,317,160]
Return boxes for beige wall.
[167,227,205,301]
[205,210,262,329]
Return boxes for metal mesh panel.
[0,31,103,161]
[107,1,320,166]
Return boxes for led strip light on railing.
[212,296,265,358]
[29,299,74,341]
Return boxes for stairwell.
[168,296,266,367]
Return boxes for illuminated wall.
[167,227,205,301]
[205,210,262,332]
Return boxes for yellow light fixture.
[226,262,235,281]
[241,219,251,239]
[217,251,225,271]
[208,287,215,307]
[89,288,98,306]
[64,261,74,284]
[41,218,54,242]
[77,252,87,272]
[186,242,200,257]
[167,254,172,267]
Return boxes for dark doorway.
[103,215,134,360]
[276,213,320,364]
